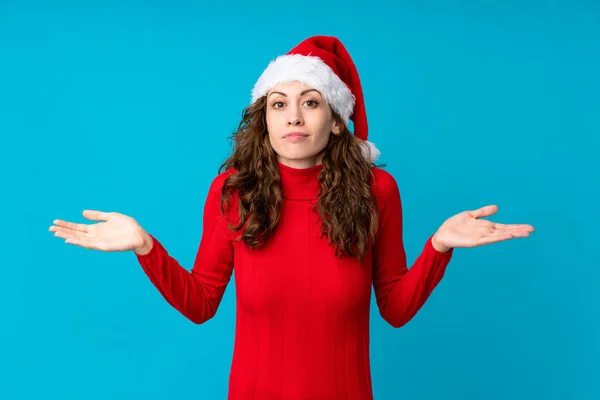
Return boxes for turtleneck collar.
[277,161,323,201]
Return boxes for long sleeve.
[135,173,234,324]
[372,170,453,328]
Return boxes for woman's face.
[265,81,342,169]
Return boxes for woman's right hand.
[49,210,153,255]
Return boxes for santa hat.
[250,35,381,163]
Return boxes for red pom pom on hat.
[251,36,380,163]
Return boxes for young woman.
[49,36,534,399]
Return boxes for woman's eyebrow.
[268,89,321,98]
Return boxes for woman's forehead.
[269,81,320,95]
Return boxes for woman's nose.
[287,116,304,126]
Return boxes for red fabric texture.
[136,162,453,399]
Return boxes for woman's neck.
[277,161,323,201]
[276,153,324,170]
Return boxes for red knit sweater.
[136,161,453,399]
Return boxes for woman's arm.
[135,174,234,324]
[371,170,453,328]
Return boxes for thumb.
[470,205,498,219]
[82,209,111,221]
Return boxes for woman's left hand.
[431,205,535,253]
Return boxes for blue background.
[1,1,598,399]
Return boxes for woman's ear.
[331,119,342,135]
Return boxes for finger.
[493,223,535,232]
[52,227,88,239]
[477,230,531,246]
[53,229,67,239]
[52,225,89,238]
[53,219,89,233]
[82,210,110,222]
[476,234,512,246]
[64,236,99,250]
[491,225,533,232]
[54,229,80,240]
[470,205,498,219]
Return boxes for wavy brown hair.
[217,95,383,263]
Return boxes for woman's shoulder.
[207,167,237,193]
[370,166,399,192]
[206,167,242,225]
[370,166,401,207]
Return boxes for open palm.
[49,210,146,252]
[433,205,535,251]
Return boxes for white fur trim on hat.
[360,140,381,163]
[251,54,355,126]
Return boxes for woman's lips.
[284,132,308,140]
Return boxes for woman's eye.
[272,100,318,109]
